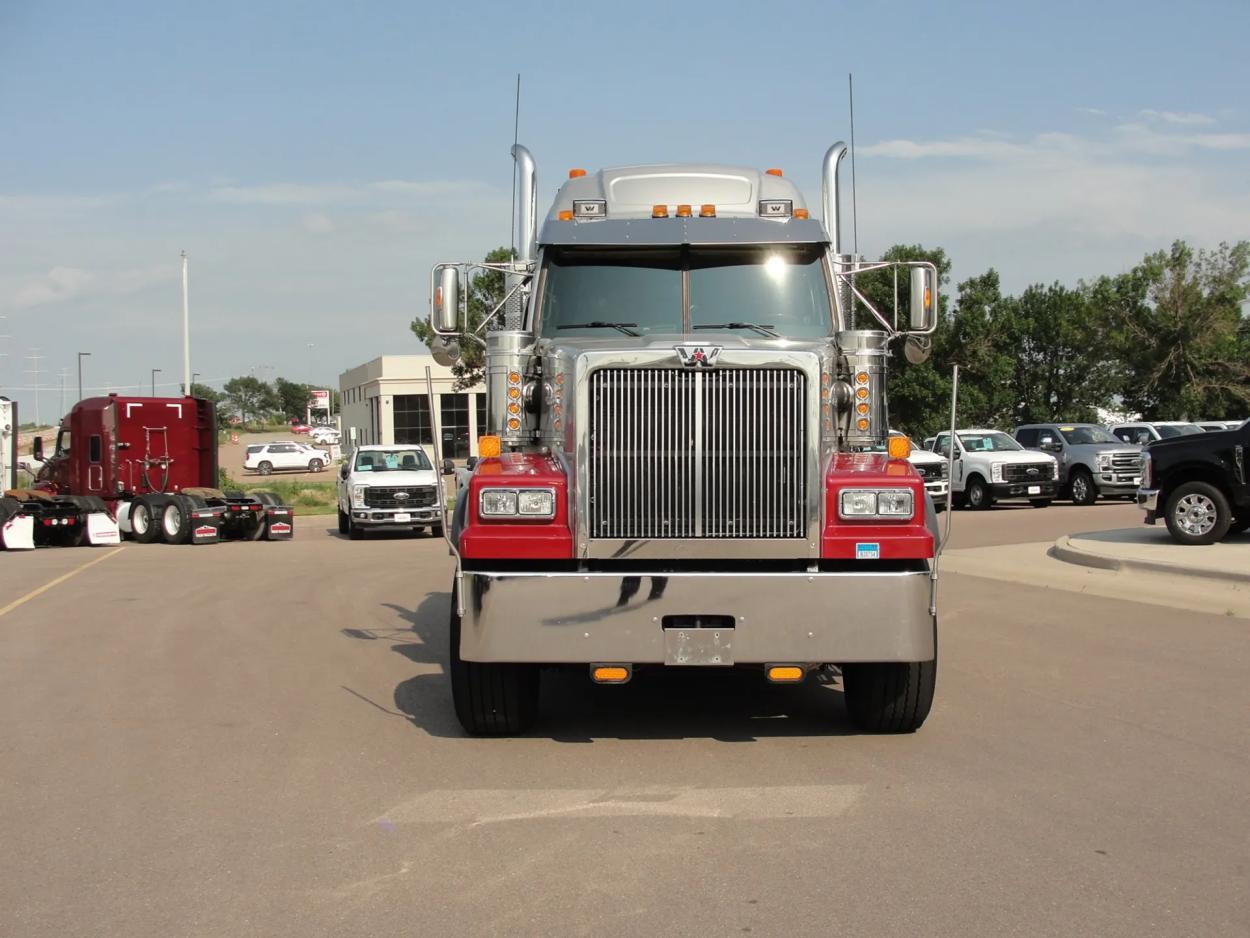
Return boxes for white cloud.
[1139,109,1216,126]
[11,264,175,308]
[1076,107,1107,117]
[302,212,334,234]
[208,183,360,205]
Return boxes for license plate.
[1027,485,1041,495]
[393,513,411,523]
[664,628,733,666]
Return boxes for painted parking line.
[0,546,126,619]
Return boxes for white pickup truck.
[931,428,1058,509]
[337,444,444,539]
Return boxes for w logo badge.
[675,346,722,368]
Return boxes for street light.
[151,368,162,396]
[77,351,91,402]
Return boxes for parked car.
[1013,423,1141,505]
[289,422,312,435]
[1196,420,1243,432]
[1139,418,1249,544]
[893,432,948,510]
[337,445,443,539]
[930,429,1058,509]
[1109,421,1204,445]
[244,441,330,475]
[310,426,341,444]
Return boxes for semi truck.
[1,395,293,549]
[428,142,946,736]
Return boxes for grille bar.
[363,486,437,509]
[588,368,806,539]
[1003,462,1054,483]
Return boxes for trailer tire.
[449,586,539,736]
[161,496,192,544]
[841,660,936,733]
[129,497,162,544]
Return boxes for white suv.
[931,429,1058,509]
[243,441,331,475]
[337,445,443,539]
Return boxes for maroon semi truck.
[1,394,292,548]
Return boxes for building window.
[475,393,487,440]
[441,393,470,459]
[394,394,433,445]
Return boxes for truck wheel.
[966,476,992,510]
[841,660,936,733]
[161,496,192,544]
[129,497,162,544]
[1029,499,1052,508]
[308,459,323,472]
[338,509,349,535]
[449,586,539,735]
[1069,468,1096,506]
[257,461,273,476]
[1164,481,1231,545]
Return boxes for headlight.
[1097,453,1113,471]
[839,488,914,520]
[351,484,368,506]
[991,462,1004,483]
[940,461,949,479]
[479,486,556,519]
[1141,451,1152,488]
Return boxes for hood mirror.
[429,335,461,367]
[903,335,931,364]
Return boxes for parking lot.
[3,501,1249,936]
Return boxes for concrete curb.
[1050,535,1250,585]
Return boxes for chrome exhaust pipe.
[511,144,537,263]
[823,142,852,327]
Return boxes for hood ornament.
[675,345,722,368]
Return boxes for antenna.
[509,73,521,261]
[848,73,859,257]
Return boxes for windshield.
[1157,424,1203,438]
[354,449,432,472]
[957,431,1022,452]
[539,245,832,339]
[1057,426,1118,445]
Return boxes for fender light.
[479,486,556,519]
[839,488,914,520]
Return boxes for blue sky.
[2,0,1248,421]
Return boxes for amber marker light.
[855,371,870,384]
[856,403,870,415]
[765,168,783,176]
[857,418,870,431]
[557,210,574,221]
[676,204,692,218]
[507,418,521,431]
[478,435,501,458]
[888,435,912,459]
[794,208,809,219]
[507,386,521,400]
[568,168,587,178]
[591,665,631,684]
[652,204,669,218]
[767,665,804,683]
[699,204,716,217]
[855,386,869,400]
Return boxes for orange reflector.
[508,402,520,415]
[765,168,783,177]
[676,204,692,217]
[794,208,809,219]
[888,435,912,459]
[478,435,501,458]
[856,402,869,415]
[557,210,573,221]
[855,371,870,385]
[652,204,669,218]
[857,418,870,431]
[508,371,521,384]
[507,417,521,431]
[767,665,803,683]
[855,386,869,400]
[568,168,587,178]
[699,204,716,217]
[592,665,631,684]
[507,386,521,400]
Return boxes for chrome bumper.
[352,507,440,525]
[458,568,936,664]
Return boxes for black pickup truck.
[1138,419,1249,544]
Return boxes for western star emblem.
[676,345,722,368]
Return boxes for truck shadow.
[344,590,863,741]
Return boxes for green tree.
[273,377,314,420]
[222,376,278,424]
[1094,240,1250,419]
[189,382,222,404]
[411,246,514,390]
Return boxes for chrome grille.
[1110,452,1139,471]
[363,486,436,509]
[588,368,807,539]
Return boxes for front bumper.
[458,568,936,664]
[989,481,1056,499]
[1095,470,1141,494]
[924,481,949,505]
[1138,487,1159,523]
[352,507,440,527]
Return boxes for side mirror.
[1040,439,1062,452]
[339,464,349,480]
[441,458,454,475]
[32,436,43,461]
[432,265,460,334]
[909,266,937,331]
[465,456,478,470]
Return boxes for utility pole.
[181,251,191,395]
[77,351,91,402]
[25,347,44,426]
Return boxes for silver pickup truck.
[1013,423,1141,505]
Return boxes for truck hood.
[978,451,1056,464]
[348,470,439,487]
[907,449,946,465]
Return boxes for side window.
[933,433,952,455]
[1016,428,1039,447]
[1134,428,1153,446]
[1113,428,1132,444]
[89,435,102,463]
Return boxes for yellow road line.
[0,546,126,619]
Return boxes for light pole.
[151,368,162,396]
[77,351,91,402]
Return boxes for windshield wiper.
[557,321,640,337]
[693,322,779,337]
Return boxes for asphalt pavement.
[2,500,1247,936]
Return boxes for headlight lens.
[479,487,556,519]
[1097,453,1113,471]
[839,488,914,520]
[991,462,1004,483]
[351,484,368,506]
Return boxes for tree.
[189,382,222,404]
[222,376,278,424]
[411,246,514,390]
[273,377,314,420]
[1094,240,1250,420]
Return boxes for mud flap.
[264,507,293,540]
[2,513,35,550]
[85,512,121,546]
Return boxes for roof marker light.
[568,168,587,178]
[699,204,716,217]
[652,204,669,218]
[676,204,692,218]
[557,210,573,221]
[766,168,784,177]
[794,208,810,220]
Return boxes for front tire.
[449,585,539,735]
[966,476,992,510]
[348,514,364,540]
[1069,468,1096,506]
[841,660,936,733]
[1164,481,1231,545]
